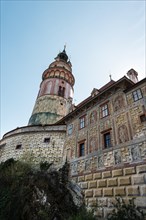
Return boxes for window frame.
[44,138,50,143]
[103,132,111,149]
[79,142,85,157]
[100,103,109,118]
[58,86,65,97]
[132,89,143,101]
[140,114,146,123]
[16,144,22,150]
[67,124,73,135]
[79,115,86,129]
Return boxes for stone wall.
[69,136,146,219]
[72,162,146,219]
[0,125,66,165]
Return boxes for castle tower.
[28,47,75,125]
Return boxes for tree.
[0,158,86,220]
[107,197,144,220]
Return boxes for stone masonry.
[73,163,146,218]
[0,125,66,165]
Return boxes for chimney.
[127,68,138,83]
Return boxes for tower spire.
[64,43,66,51]
[28,49,75,126]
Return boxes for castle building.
[0,49,146,219]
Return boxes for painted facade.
[61,76,146,218]
[0,49,146,219]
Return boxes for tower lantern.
[28,48,75,125]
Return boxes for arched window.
[58,86,65,97]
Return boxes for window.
[101,104,109,118]
[0,143,6,149]
[68,124,73,135]
[44,138,50,143]
[79,116,86,129]
[16,144,22,150]
[58,86,65,97]
[104,132,111,148]
[133,89,143,101]
[140,114,146,123]
[79,143,85,157]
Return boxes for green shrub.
[68,206,97,220]
[107,197,144,220]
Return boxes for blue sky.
[1,0,145,138]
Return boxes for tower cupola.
[28,48,75,125]
[56,48,68,62]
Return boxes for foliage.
[68,206,97,220]
[2,159,144,220]
[40,161,53,171]
[0,159,79,220]
[107,197,144,220]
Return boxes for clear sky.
[1,0,145,138]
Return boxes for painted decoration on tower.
[39,79,53,96]
[28,112,61,125]
[38,78,73,99]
